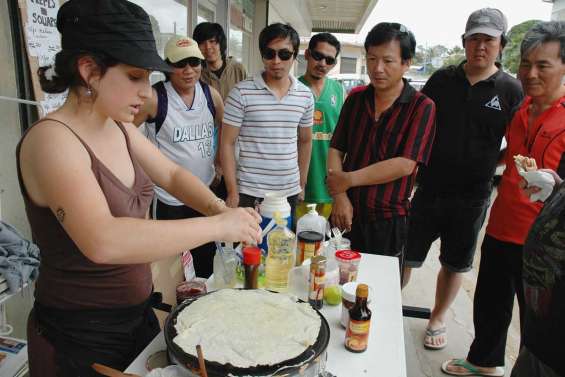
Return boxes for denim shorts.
[405,188,490,272]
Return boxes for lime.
[324,285,342,305]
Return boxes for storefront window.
[130,0,188,83]
[198,3,215,23]
[340,57,357,74]
[130,0,188,57]
[229,0,254,68]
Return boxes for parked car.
[407,79,427,91]
[330,74,369,94]
[337,78,366,94]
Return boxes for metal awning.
[268,0,378,35]
[308,0,379,34]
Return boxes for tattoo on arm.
[56,207,65,223]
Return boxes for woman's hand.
[216,207,262,245]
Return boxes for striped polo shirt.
[331,80,436,221]
[224,73,314,198]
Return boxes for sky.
[337,0,553,48]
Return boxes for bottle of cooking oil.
[265,211,296,292]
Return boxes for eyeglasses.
[262,48,294,61]
[170,57,202,69]
[309,50,337,65]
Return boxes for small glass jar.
[308,255,327,310]
[323,237,351,261]
[335,250,362,284]
[176,278,207,305]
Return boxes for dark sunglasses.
[310,50,337,65]
[170,57,202,69]
[262,48,294,61]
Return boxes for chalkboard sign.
[18,0,66,116]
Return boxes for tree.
[413,44,450,75]
[442,53,465,68]
[441,45,465,68]
[448,46,464,55]
[413,45,427,66]
[502,19,541,74]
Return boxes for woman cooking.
[16,0,261,376]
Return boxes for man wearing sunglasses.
[222,23,314,221]
[296,33,345,220]
[327,22,436,274]
[134,35,224,278]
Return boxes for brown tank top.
[16,119,154,309]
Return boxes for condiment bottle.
[308,255,326,310]
[259,193,291,255]
[296,204,326,265]
[243,246,261,289]
[265,211,296,292]
[345,283,372,353]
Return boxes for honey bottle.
[344,283,371,352]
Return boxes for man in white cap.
[403,8,523,353]
[134,35,224,278]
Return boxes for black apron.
[31,294,161,377]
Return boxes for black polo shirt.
[417,62,523,195]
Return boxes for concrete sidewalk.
[402,192,522,377]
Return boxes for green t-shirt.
[299,76,345,203]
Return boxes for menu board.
[18,0,66,116]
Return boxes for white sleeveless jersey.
[145,81,215,206]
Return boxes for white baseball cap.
[164,35,204,63]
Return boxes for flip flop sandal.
[441,358,505,376]
[423,326,447,350]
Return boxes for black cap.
[57,0,171,72]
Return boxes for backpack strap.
[200,80,216,120]
[151,81,168,135]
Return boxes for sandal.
[424,326,447,350]
[441,358,504,376]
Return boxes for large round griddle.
[164,290,330,376]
